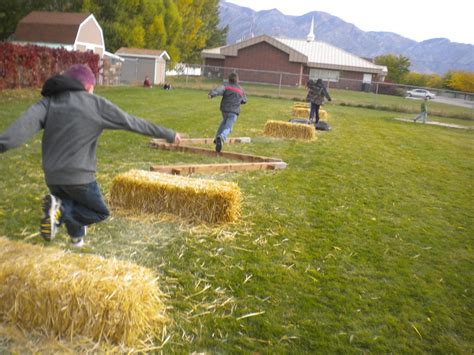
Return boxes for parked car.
[406,89,436,99]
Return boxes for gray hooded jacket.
[0,75,176,185]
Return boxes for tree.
[176,0,227,63]
[403,72,443,88]
[200,0,228,50]
[374,54,410,83]
[444,71,474,93]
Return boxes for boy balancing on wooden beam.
[0,64,181,247]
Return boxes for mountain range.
[218,1,474,75]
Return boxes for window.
[363,73,372,84]
[309,69,340,82]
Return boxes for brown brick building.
[201,34,387,90]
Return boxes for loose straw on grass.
[263,120,316,140]
[110,170,241,224]
[0,237,168,347]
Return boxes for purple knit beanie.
[64,64,96,87]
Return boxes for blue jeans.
[216,112,238,142]
[310,102,321,123]
[414,112,427,123]
[48,181,109,238]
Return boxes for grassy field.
[0,86,473,353]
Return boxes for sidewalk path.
[394,118,474,130]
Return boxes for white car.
[406,89,436,99]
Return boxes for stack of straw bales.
[292,104,327,120]
[110,169,241,224]
[0,237,167,347]
[264,120,316,140]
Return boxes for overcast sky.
[225,0,474,45]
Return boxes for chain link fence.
[164,63,474,118]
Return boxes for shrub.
[0,42,100,90]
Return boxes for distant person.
[143,76,152,88]
[0,64,181,247]
[208,72,247,152]
[414,97,428,123]
[163,83,172,90]
[306,78,331,126]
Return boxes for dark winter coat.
[306,80,332,105]
[209,83,247,114]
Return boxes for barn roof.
[202,34,387,75]
[13,11,92,45]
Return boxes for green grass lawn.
[0,86,473,353]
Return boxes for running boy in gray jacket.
[208,73,247,152]
[0,64,181,247]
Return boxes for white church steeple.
[306,16,315,42]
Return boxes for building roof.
[202,34,387,75]
[13,11,92,45]
[115,48,171,60]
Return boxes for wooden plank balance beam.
[150,137,251,145]
[149,138,287,175]
[151,162,287,175]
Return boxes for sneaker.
[215,136,222,153]
[70,237,84,248]
[70,226,87,248]
[40,194,61,241]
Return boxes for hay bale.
[110,169,241,224]
[292,106,328,120]
[293,102,309,109]
[292,107,310,118]
[0,237,167,347]
[263,120,316,140]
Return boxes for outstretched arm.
[0,99,48,153]
[324,88,332,102]
[98,97,177,143]
[208,85,225,99]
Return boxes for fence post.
[375,82,379,108]
[278,73,282,97]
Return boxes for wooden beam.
[150,142,283,163]
[151,162,287,174]
[150,137,251,145]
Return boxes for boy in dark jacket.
[208,73,247,152]
[306,78,331,126]
[0,64,181,247]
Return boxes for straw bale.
[0,237,167,347]
[110,169,241,224]
[291,106,328,119]
[263,120,316,140]
[292,107,310,118]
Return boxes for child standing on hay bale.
[306,78,331,126]
[208,72,247,152]
[0,64,181,247]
